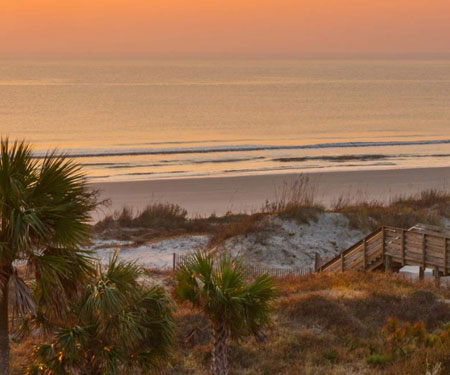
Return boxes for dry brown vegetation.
[95,180,450,247]
[262,175,324,223]
[207,213,267,248]
[94,203,273,248]
[10,271,450,374]
[333,189,450,231]
[172,272,450,374]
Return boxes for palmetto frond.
[175,251,278,375]
[0,138,100,374]
[175,250,279,339]
[26,256,175,375]
[0,138,99,299]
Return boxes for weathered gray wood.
[320,226,450,275]
[385,255,392,272]
[422,233,426,268]
[434,265,440,287]
[445,238,448,276]
[401,230,405,266]
[314,253,321,272]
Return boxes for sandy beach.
[92,167,450,221]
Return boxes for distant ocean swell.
[32,139,450,159]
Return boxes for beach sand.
[92,167,450,221]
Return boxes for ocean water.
[1,58,449,182]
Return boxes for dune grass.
[262,175,324,223]
[94,183,450,249]
[333,188,450,231]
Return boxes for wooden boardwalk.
[317,226,450,281]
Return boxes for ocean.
[1,58,449,182]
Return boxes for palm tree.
[0,139,98,375]
[25,254,175,375]
[175,251,278,375]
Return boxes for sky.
[1,0,450,57]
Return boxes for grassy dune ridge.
[94,179,450,246]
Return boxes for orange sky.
[1,0,450,57]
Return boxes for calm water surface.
[1,59,449,181]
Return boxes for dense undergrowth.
[12,271,450,374]
[169,272,450,375]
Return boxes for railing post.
[173,252,176,273]
[434,265,441,288]
[419,267,425,281]
[422,233,426,269]
[385,255,392,272]
[341,253,345,272]
[382,227,386,261]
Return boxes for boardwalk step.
[318,226,450,275]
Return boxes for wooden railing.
[383,226,450,275]
[318,226,450,276]
[317,227,384,273]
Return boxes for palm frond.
[175,250,279,340]
[26,257,175,374]
[8,269,36,316]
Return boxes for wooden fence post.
[314,253,321,273]
[382,227,386,261]
[173,253,176,273]
[444,238,448,276]
[363,238,367,270]
[401,230,405,266]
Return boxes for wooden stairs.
[316,226,450,279]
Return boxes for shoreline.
[91,166,450,221]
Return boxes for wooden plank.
[419,254,445,267]
[426,236,448,247]
[405,232,425,245]
[405,237,427,248]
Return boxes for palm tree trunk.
[211,323,228,375]
[0,273,10,375]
